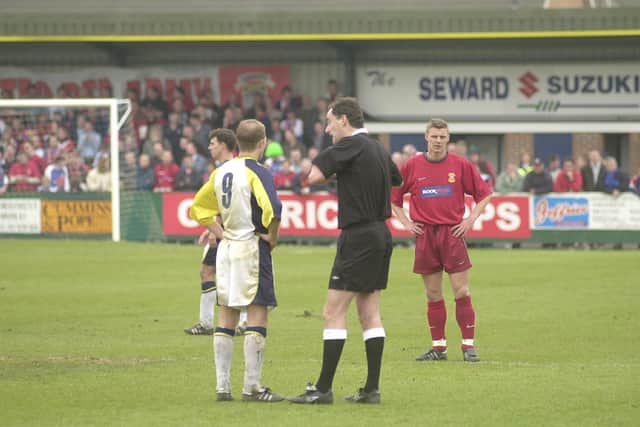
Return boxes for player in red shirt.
[391,118,492,363]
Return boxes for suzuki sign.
[357,63,640,119]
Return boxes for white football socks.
[200,290,216,329]
[243,333,265,394]
[213,333,233,393]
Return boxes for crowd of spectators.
[419,140,640,196]
[490,148,639,196]
[0,79,342,195]
[1,80,639,197]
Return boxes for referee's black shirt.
[313,131,403,229]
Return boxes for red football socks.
[427,299,447,351]
[455,295,475,349]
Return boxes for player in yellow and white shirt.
[184,128,249,336]
[190,119,283,403]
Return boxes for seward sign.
[356,63,640,120]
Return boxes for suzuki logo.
[519,71,539,98]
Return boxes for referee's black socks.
[316,329,347,393]
[363,328,386,392]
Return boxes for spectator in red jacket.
[153,150,180,192]
[274,159,296,190]
[554,159,583,192]
[22,141,47,176]
[8,151,41,191]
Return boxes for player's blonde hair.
[426,118,448,133]
[235,119,266,151]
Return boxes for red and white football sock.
[455,295,475,349]
[427,299,447,351]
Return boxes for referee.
[290,97,402,405]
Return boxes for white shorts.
[215,236,260,308]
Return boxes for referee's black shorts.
[329,221,393,293]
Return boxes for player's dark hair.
[209,128,237,152]
[235,119,266,151]
[426,118,449,132]
[329,97,364,129]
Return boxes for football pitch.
[0,239,638,426]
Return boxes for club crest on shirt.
[448,172,456,183]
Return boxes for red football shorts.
[413,224,472,275]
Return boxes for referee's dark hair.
[209,128,237,152]
[329,97,364,129]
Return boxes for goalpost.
[0,98,131,241]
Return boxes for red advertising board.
[163,193,205,235]
[279,193,339,236]
[464,195,530,239]
[163,192,530,239]
[218,65,290,108]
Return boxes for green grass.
[0,239,638,426]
